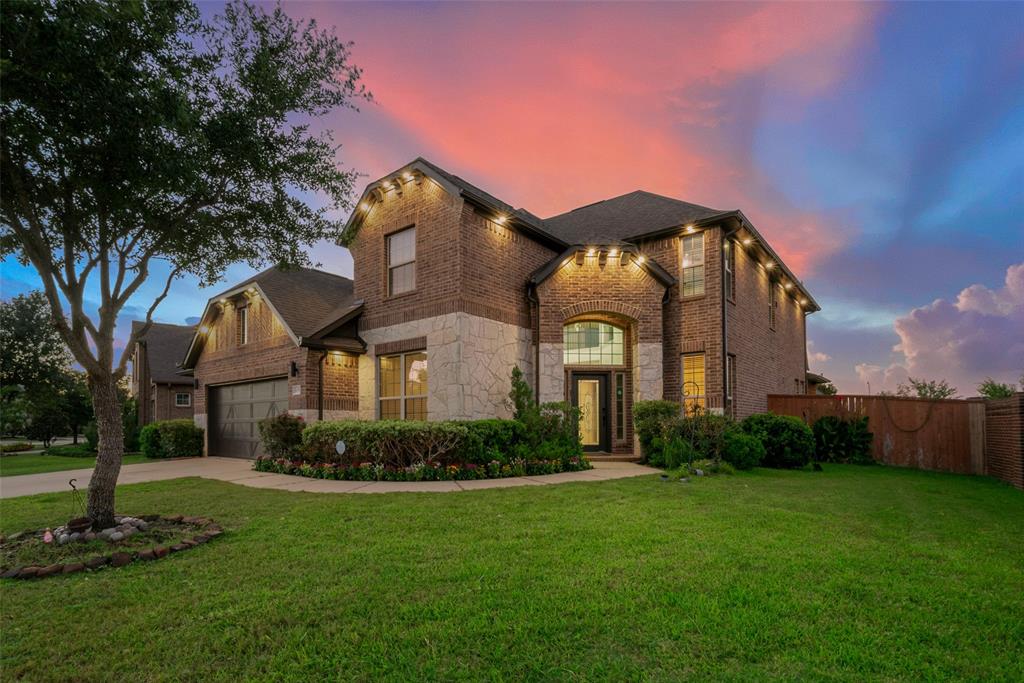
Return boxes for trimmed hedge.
[258,414,305,458]
[139,419,204,459]
[255,454,590,482]
[741,413,814,469]
[813,416,873,464]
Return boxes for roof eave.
[529,245,677,289]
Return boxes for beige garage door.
[209,378,289,459]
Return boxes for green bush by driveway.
[1,466,1022,680]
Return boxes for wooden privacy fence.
[767,394,990,477]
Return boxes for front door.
[571,373,610,452]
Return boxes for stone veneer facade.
[190,160,812,456]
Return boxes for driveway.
[0,457,660,499]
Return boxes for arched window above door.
[563,321,624,366]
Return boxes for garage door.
[210,378,289,459]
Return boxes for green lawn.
[2,466,1022,681]
[0,453,148,477]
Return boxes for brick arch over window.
[558,300,642,323]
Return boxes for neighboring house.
[180,267,364,458]
[184,157,819,457]
[129,321,196,425]
[806,372,832,395]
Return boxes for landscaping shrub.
[721,430,765,470]
[457,419,526,464]
[140,419,204,459]
[508,366,583,461]
[1,441,33,453]
[633,400,680,458]
[84,422,98,451]
[741,413,814,469]
[648,434,699,469]
[254,453,590,482]
[813,416,873,464]
[676,413,733,462]
[302,420,469,467]
[258,413,306,458]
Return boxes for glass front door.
[572,373,609,452]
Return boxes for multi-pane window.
[379,351,428,420]
[724,240,736,301]
[769,283,778,329]
[387,226,416,296]
[682,352,706,414]
[175,392,191,407]
[563,322,624,366]
[615,373,625,440]
[681,233,705,297]
[237,307,248,345]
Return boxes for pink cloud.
[856,263,1024,394]
[293,1,878,275]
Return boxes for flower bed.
[1,515,223,580]
[254,455,591,481]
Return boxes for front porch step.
[586,453,642,463]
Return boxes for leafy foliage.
[818,382,838,396]
[977,378,1016,399]
[0,291,72,392]
[812,416,873,464]
[741,414,815,469]
[23,392,68,448]
[632,400,681,459]
[895,377,959,399]
[257,413,306,458]
[139,419,204,459]
[721,430,766,470]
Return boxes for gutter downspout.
[721,222,740,417]
[527,284,541,402]
[318,351,327,422]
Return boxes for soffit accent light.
[636,255,646,264]
[199,325,210,334]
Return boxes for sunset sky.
[1,1,1022,394]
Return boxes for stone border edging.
[0,515,223,580]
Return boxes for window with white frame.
[681,233,705,297]
[175,392,191,407]
[724,240,736,301]
[387,226,416,296]
[682,352,706,414]
[563,321,625,366]
[237,306,248,345]
[379,351,427,420]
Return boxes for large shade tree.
[0,0,367,526]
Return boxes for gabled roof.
[341,157,568,250]
[181,267,364,369]
[131,321,195,384]
[543,190,728,244]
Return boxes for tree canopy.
[0,290,72,391]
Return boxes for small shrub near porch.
[139,420,204,459]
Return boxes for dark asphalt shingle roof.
[213,267,359,339]
[131,321,195,384]
[542,190,727,244]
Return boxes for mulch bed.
[0,515,223,580]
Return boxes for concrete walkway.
[0,457,660,499]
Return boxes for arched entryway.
[562,315,633,453]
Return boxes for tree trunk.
[72,429,79,445]
[87,373,123,529]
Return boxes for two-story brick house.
[183,158,819,457]
[129,321,196,425]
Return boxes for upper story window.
[681,233,705,297]
[175,392,191,407]
[563,322,624,366]
[769,282,778,330]
[724,240,736,301]
[237,306,248,345]
[387,226,416,296]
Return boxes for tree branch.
[115,266,181,378]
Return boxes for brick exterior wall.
[725,237,808,418]
[985,394,1024,490]
[191,290,359,440]
[150,384,194,423]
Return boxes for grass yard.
[2,466,1022,681]
[0,453,148,477]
